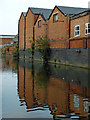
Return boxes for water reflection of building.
[1,56,18,72]
[18,67,25,100]
[18,65,90,119]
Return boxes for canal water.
[1,56,90,120]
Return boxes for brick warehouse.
[18,5,90,68]
[0,35,18,47]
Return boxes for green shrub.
[53,56,57,62]
[35,37,50,62]
[7,46,9,52]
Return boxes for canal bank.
[18,47,90,69]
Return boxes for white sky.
[0,0,90,35]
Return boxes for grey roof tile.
[57,6,89,16]
[30,7,52,20]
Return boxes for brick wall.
[34,15,46,41]
[70,14,89,38]
[87,37,90,48]
[69,37,90,48]
[26,9,35,49]
[49,40,66,48]
[18,7,90,50]
[19,13,25,50]
[0,38,14,45]
[48,7,68,41]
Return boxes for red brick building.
[18,5,90,67]
[0,35,18,48]
[18,6,89,50]
[34,14,48,41]
[70,10,90,48]
[48,6,89,48]
[19,6,89,50]
[18,12,26,50]
[25,7,52,49]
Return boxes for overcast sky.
[0,0,90,35]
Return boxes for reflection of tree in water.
[25,62,50,111]
[36,63,50,88]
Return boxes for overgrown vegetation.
[12,43,18,57]
[0,48,3,54]
[7,46,9,52]
[53,56,57,63]
[29,42,35,60]
[0,48,6,54]
[35,37,50,63]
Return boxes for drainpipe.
[33,25,35,42]
[24,16,26,59]
[24,17,26,51]
[46,20,48,40]
[66,16,70,49]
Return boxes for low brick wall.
[49,37,90,49]
[49,40,66,48]
[69,37,90,48]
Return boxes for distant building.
[0,35,18,48]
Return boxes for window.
[38,20,41,27]
[85,23,90,35]
[74,94,79,108]
[84,101,89,112]
[53,13,58,22]
[74,25,80,37]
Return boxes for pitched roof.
[30,7,52,20]
[0,35,16,39]
[22,12,27,17]
[57,6,89,16]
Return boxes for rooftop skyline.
[0,0,89,35]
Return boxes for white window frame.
[74,94,79,108]
[74,25,80,37]
[85,23,90,35]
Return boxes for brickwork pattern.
[19,14,25,50]
[26,9,35,49]
[0,38,14,45]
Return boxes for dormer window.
[53,13,58,22]
[38,20,41,27]
[85,23,90,35]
